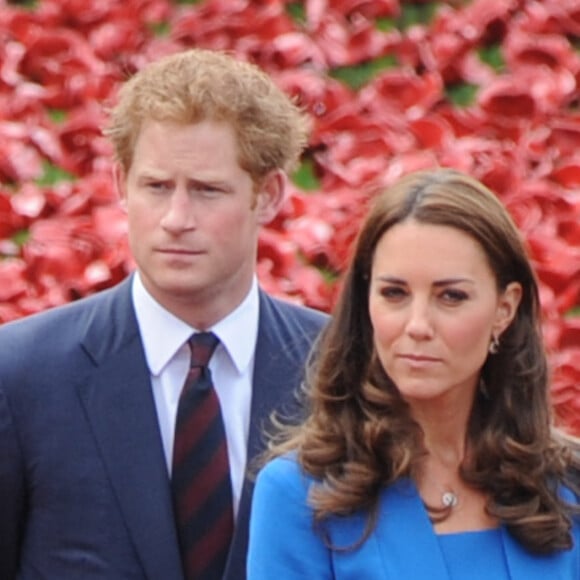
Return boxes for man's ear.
[113,162,128,211]
[254,169,287,225]
[493,281,523,338]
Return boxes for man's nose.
[160,189,197,233]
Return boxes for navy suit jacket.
[0,276,328,579]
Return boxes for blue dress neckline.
[438,526,509,579]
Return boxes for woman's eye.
[441,289,468,303]
[380,286,407,300]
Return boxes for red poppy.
[1,0,580,433]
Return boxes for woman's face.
[368,219,521,408]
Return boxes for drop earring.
[489,334,500,354]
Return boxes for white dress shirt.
[131,272,259,517]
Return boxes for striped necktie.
[171,332,234,579]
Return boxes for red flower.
[504,29,580,74]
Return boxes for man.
[0,49,328,579]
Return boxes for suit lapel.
[225,292,314,577]
[77,278,183,580]
[246,292,311,461]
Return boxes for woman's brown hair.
[267,167,579,554]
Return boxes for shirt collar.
[132,272,259,376]
[210,279,259,375]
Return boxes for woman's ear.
[254,169,287,225]
[493,282,523,338]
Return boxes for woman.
[247,168,580,579]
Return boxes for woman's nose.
[404,300,435,340]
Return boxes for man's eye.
[148,182,168,192]
[190,184,223,197]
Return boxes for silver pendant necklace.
[441,491,459,508]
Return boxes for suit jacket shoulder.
[258,292,329,340]
[0,276,138,386]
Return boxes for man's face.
[119,118,281,326]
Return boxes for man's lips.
[156,248,204,255]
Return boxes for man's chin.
[145,273,211,302]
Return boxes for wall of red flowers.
[0,0,579,433]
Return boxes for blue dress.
[247,455,580,579]
[439,529,508,579]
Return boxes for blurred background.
[0,0,579,432]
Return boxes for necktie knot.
[188,331,219,369]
